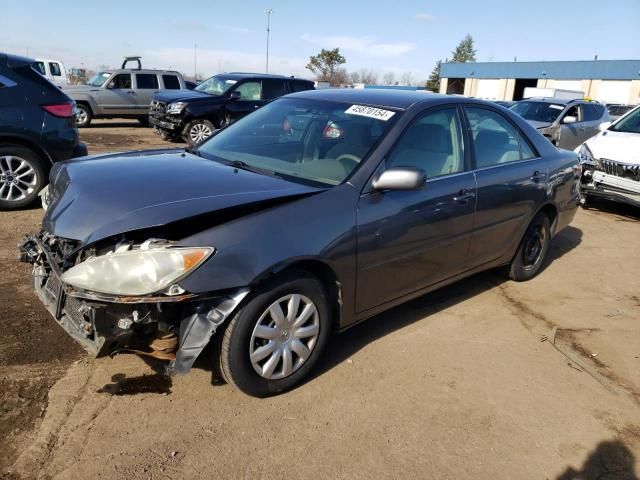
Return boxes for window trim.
[381,103,470,180]
[461,104,541,172]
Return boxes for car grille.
[601,159,640,182]
[150,100,166,116]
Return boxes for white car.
[32,58,68,87]
[576,105,640,208]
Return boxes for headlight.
[576,143,594,164]
[61,247,213,296]
[166,102,187,115]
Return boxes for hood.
[154,89,220,104]
[584,130,640,165]
[44,150,320,244]
[527,120,553,129]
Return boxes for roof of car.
[520,97,587,105]
[112,68,181,75]
[288,88,441,109]
[218,72,313,82]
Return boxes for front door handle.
[127,90,136,95]
[531,171,546,182]
[453,189,475,203]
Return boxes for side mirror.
[372,167,426,191]
[598,121,611,132]
[563,115,577,124]
[229,91,241,101]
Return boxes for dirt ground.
[1,120,639,479]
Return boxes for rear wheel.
[0,145,47,210]
[137,116,150,127]
[184,119,216,146]
[219,271,331,397]
[75,104,92,127]
[503,212,551,281]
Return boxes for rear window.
[136,74,159,89]
[290,81,314,93]
[583,103,605,121]
[162,75,181,89]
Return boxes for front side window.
[466,107,535,168]
[234,81,262,100]
[162,75,180,89]
[109,74,131,89]
[49,62,61,76]
[197,98,399,186]
[32,62,46,75]
[563,105,581,123]
[386,108,464,179]
[510,101,564,124]
[135,73,159,89]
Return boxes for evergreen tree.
[451,34,476,63]
[426,60,441,92]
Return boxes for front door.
[97,73,136,115]
[225,81,265,122]
[356,107,476,313]
[463,106,548,266]
[557,104,585,150]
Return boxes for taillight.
[41,102,74,118]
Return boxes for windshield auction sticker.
[345,105,396,121]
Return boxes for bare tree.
[400,71,413,86]
[348,71,361,84]
[382,71,395,85]
[359,69,378,85]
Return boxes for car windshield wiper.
[227,160,281,178]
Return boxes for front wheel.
[219,271,331,397]
[184,119,216,146]
[503,212,551,281]
[0,145,47,210]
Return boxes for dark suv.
[0,53,87,210]
[149,72,314,144]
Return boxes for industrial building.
[439,60,640,104]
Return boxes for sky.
[1,0,639,83]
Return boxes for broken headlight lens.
[576,144,594,164]
[61,247,214,296]
[166,102,187,115]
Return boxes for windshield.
[86,71,111,87]
[510,101,565,124]
[610,106,640,134]
[197,98,399,186]
[195,75,237,96]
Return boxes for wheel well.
[76,101,93,114]
[0,137,54,169]
[271,260,342,331]
[539,203,558,232]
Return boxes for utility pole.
[265,8,273,73]
[194,43,197,81]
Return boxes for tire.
[75,104,92,127]
[137,117,150,127]
[579,192,590,209]
[0,145,47,210]
[503,212,551,282]
[219,271,332,397]
[183,119,216,146]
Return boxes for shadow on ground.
[557,439,639,480]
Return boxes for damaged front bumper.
[581,162,640,208]
[18,232,248,374]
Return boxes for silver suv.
[510,98,610,150]
[64,57,188,127]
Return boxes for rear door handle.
[531,170,546,182]
[453,189,475,203]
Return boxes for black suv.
[0,53,87,210]
[149,72,314,144]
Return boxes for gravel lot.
[1,120,639,479]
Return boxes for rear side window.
[136,74,159,89]
[162,75,180,89]
[262,79,287,100]
[32,62,46,75]
[49,62,61,76]
[290,81,314,93]
[583,103,605,121]
[387,107,464,178]
[465,107,536,168]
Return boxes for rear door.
[97,73,136,115]
[226,80,264,121]
[356,106,476,312]
[133,73,159,115]
[463,106,547,267]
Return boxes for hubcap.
[522,224,546,270]
[189,123,212,144]
[76,108,87,125]
[0,155,37,202]
[249,294,320,380]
